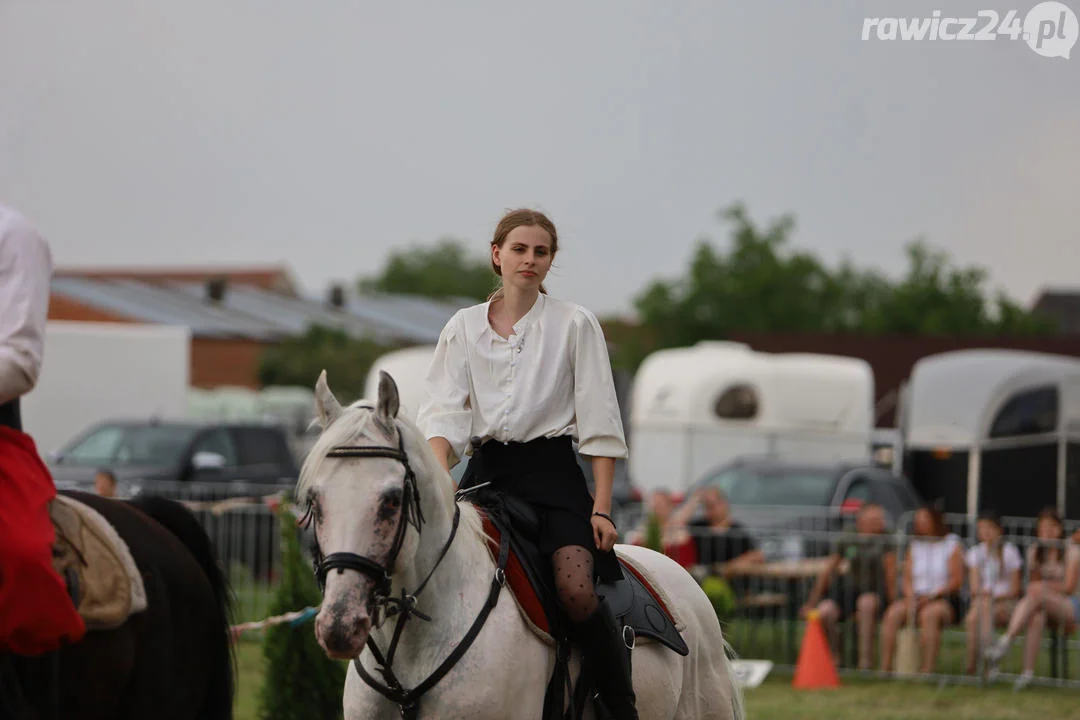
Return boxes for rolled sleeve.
[416,313,473,467]
[571,308,627,458]
[0,215,52,405]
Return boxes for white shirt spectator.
[966,541,1022,598]
[418,293,627,468]
[911,533,962,597]
[0,203,53,405]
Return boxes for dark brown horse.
[1,491,235,719]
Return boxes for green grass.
[723,618,1078,680]
[233,637,1080,720]
[235,639,266,720]
[745,674,1080,719]
[227,564,280,625]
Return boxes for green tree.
[258,325,391,401]
[865,240,1053,336]
[611,202,1053,371]
[258,505,346,720]
[358,238,497,301]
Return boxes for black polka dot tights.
[552,545,597,622]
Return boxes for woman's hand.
[592,513,618,552]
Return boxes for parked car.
[679,455,924,561]
[48,418,300,500]
[48,418,301,581]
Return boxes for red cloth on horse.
[0,426,86,655]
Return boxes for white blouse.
[417,293,627,468]
[0,203,53,405]
[965,542,1022,598]
[911,534,962,596]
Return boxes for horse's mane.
[296,401,487,549]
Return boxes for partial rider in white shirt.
[0,202,86,667]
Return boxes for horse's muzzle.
[315,601,372,660]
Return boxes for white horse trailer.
[628,341,875,495]
[363,345,439,423]
[901,349,1080,519]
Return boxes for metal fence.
[114,481,296,623]
[640,510,1080,690]
[115,481,1080,689]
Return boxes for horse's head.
[299,369,424,659]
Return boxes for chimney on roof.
[206,275,228,303]
[327,283,346,311]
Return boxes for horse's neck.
[372,485,493,677]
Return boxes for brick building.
[48,266,470,389]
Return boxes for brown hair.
[915,505,949,538]
[1035,506,1064,566]
[977,509,1004,562]
[487,208,558,302]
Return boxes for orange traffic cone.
[793,610,840,690]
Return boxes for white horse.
[299,370,745,720]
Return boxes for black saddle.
[473,490,688,656]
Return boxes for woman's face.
[492,225,554,292]
[1037,516,1063,540]
[976,519,1001,545]
[651,492,673,520]
[913,509,933,536]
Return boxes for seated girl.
[880,506,964,674]
[984,507,1080,689]
[963,510,1022,675]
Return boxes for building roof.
[50,274,471,345]
[168,282,407,343]
[310,287,474,344]
[55,265,298,295]
[1032,289,1080,334]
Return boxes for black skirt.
[459,435,622,583]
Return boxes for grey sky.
[1,1,1077,317]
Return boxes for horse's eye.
[382,488,403,509]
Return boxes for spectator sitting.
[93,468,118,498]
[984,507,1080,689]
[626,489,694,559]
[880,505,964,674]
[670,487,764,588]
[800,503,897,669]
[963,509,1022,675]
[626,489,677,546]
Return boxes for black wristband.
[592,512,616,530]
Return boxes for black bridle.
[303,432,508,720]
[308,436,424,603]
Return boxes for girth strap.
[354,523,510,720]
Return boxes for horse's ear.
[376,371,400,424]
[314,369,343,429]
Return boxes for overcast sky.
[1,1,1077,317]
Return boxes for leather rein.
[303,434,508,720]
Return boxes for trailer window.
[713,384,758,420]
[989,386,1058,438]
